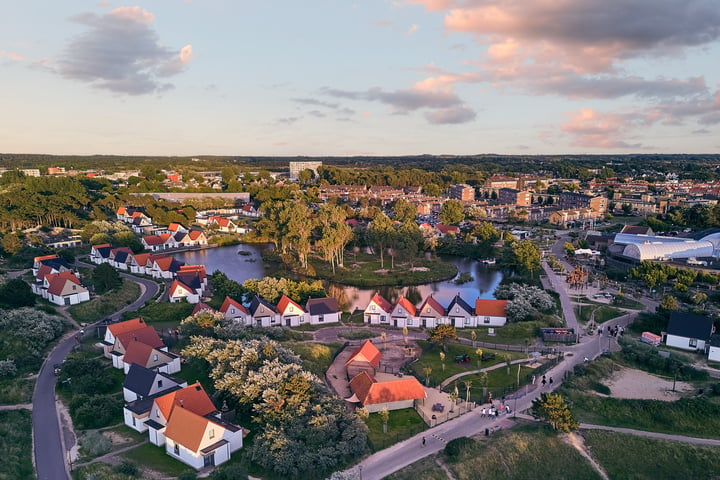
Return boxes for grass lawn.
[283,341,342,378]
[457,321,548,345]
[337,329,379,340]
[574,305,623,325]
[0,410,34,480]
[408,341,525,388]
[450,365,536,404]
[68,280,141,324]
[384,455,448,480]
[71,463,139,480]
[121,443,193,477]
[582,430,720,480]
[364,407,426,452]
[0,377,34,405]
[388,424,600,480]
[308,251,458,287]
[611,295,645,310]
[121,301,193,324]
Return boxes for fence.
[414,398,477,428]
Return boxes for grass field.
[68,280,140,324]
[574,304,623,325]
[457,321,548,345]
[121,443,192,477]
[0,377,34,405]
[582,430,720,480]
[0,409,34,480]
[364,407,426,452]
[283,341,342,378]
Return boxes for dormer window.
[209,428,215,439]
[290,306,293,312]
[371,305,376,311]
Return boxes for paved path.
[579,424,720,446]
[439,358,534,390]
[32,264,159,480]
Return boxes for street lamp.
[358,465,363,480]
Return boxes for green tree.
[92,263,122,294]
[423,183,441,197]
[659,295,679,312]
[379,407,390,434]
[393,199,417,223]
[531,393,578,432]
[368,213,394,269]
[1,233,23,255]
[439,199,465,225]
[512,240,542,276]
[428,324,457,351]
[0,279,35,308]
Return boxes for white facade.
[665,333,707,352]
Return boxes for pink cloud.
[110,6,155,23]
[561,109,643,148]
[0,51,24,61]
[179,44,193,64]
[407,24,419,35]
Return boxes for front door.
[286,317,291,327]
[203,453,215,467]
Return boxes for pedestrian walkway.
[579,424,720,446]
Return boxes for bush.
[0,360,18,378]
[80,431,112,457]
[178,471,198,480]
[69,394,123,429]
[590,381,611,395]
[208,463,249,480]
[113,460,139,477]
[445,436,474,459]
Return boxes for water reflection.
[175,245,504,312]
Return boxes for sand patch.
[602,368,693,401]
[409,267,429,272]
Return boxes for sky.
[1,0,720,157]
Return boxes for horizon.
[2,1,719,156]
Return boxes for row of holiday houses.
[194,295,341,327]
[31,254,90,306]
[102,318,244,470]
[364,293,509,329]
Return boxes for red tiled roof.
[92,243,112,250]
[436,224,460,234]
[117,207,127,215]
[169,279,194,297]
[276,295,304,314]
[142,235,165,246]
[192,302,216,316]
[345,340,382,368]
[164,404,214,452]
[155,383,216,421]
[219,296,248,315]
[107,318,146,337]
[115,326,164,350]
[36,264,54,281]
[369,293,393,313]
[474,299,508,317]
[46,272,83,296]
[153,256,175,271]
[122,340,156,366]
[396,297,417,316]
[418,296,445,316]
[132,253,151,265]
[188,230,205,240]
[349,371,426,405]
[34,254,60,264]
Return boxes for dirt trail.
[563,432,610,480]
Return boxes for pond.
[175,245,504,312]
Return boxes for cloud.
[322,86,463,112]
[407,24,419,35]
[0,51,25,61]
[692,128,711,134]
[307,110,326,118]
[276,116,301,125]
[561,109,644,149]
[292,98,339,109]
[56,7,191,95]
[424,105,476,124]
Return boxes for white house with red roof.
[150,256,184,279]
[34,270,90,306]
[434,224,461,238]
[109,247,134,270]
[128,383,243,470]
[219,297,251,325]
[129,253,153,275]
[109,325,168,370]
[364,292,393,325]
[122,341,181,374]
[474,299,508,327]
[348,371,426,413]
[207,216,239,233]
[276,294,306,327]
[417,296,446,328]
[168,279,202,304]
[345,340,382,378]
[389,296,417,328]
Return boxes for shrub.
[590,381,611,395]
[0,360,18,378]
[113,460,139,477]
[80,431,112,457]
[178,471,199,480]
[445,436,474,459]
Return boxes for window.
[289,306,294,312]
[689,338,698,348]
[209,428,215,439]
[153,354,158,362]
[484,316,490,324]
[464,318,471,325]
[398,307,403,314]
[455,307,460,313]
[132,417,136,426]
[174,443,180,456]
[230,308,235,314]
[318,315,324,323]
[158,380,163,388]
[426,308,431,313]
[407,318,413,326]
[381,315,387,322]
[371,304,376,311]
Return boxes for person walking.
[549,377,554,386]
[481,407,486,417]
[541,375,547,387]
[422,436,426,447]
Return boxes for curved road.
[33,270,159,480]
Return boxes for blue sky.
[1,0,719,156]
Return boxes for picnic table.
[432,403,444,412]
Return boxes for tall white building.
[289,161,322,180]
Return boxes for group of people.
[598,324,624,337]
[480,404,511,417]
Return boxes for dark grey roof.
[447,294,473,315]
[306,297,339,315]
[96,246,112,258]
[666,312,714,340]
[709,334,720,348]
[250,295,276,315]
[114,251,130,263]
[123,364,184,398]
[41,257,72,271]
[176,273,202,290]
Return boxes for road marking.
[431,433,448,444]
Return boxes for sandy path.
[603,367,693,400]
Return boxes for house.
[191,302,216,316]
[447,294,475,328]
[219,296,251,325]
[116,206,131,222]
[177,265,207,289]
[417,296,446,329]
[35,271,90,306]
[110,326,167,370]
[364,293,393,325]
[103,318,148,355]
[240,204,260,217]
[150,256,184,280]
[109,247,134,270]
[248,296,277,327]
[435,224,460,238]
[347,371,427,413]
[305,297,340,325]
[167,223,189,235]
[185,229,208,247]
[345,340,382,379]
[32,254,72,277]
[276,295,306,327]
[142,383,243,470]
[142,234,172,252]
[389,297,417,328]
[620,225,654,236]
[708,335,720,362]
[207,216,238,233]
[90,244,113,264]
[474,299,508,327]
[168,279,201,304]
[123,364,186,402]
[130,212,154,234]
[130,253,153,275]
[664,311,715,352]
[122,341,181,374]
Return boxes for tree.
[564,241,576,255]
[428,324,457,351]
[531,393,578,432]
[402,326,408,345]
[393,199,417,223]
[368,213,394,269]
[379,407,390,434]
[92,263,121,294]
[440,351,446,372]
[475,348,483,370]
[0,278,35,308]
[512,240,542,276]
[422,366,433,386]
[659,295,679,312]
[464,380,472,406]
[470,330,477,347]
[1,233,23,255]
[439,199,465,225]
